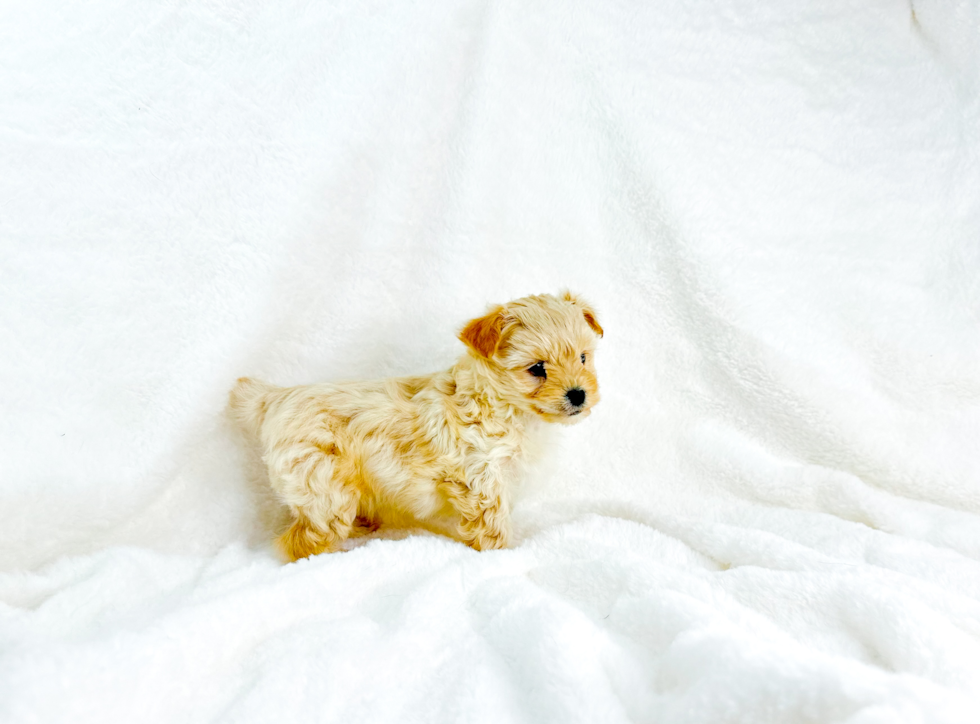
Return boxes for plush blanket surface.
[2,1,979,722]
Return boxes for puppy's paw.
[279,516,343,561]
[459,506,512,551]
[467,528,510,551]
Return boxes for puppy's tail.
[228,377,278,439]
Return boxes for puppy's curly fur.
[230,291,602,560]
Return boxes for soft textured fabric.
[1,1,978,722]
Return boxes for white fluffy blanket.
[2,1,979,722]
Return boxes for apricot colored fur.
[230,292,602,561]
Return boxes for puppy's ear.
[460,305,507,358]
[562,291,604,338]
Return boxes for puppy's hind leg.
[267,442,360,561]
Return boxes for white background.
[2,1,979,722]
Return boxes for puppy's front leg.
[439,474,511,551]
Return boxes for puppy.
[229,291,602,560]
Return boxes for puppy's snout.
[565,388,586,407]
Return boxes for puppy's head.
[459,291,603,424]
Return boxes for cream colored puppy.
[230,291,602,561]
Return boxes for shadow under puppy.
[229,291,603,561]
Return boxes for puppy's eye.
[528,361,547,379]
[581,352,586,365]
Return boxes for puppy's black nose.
[566,388,586,407]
